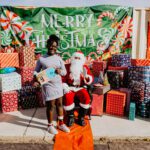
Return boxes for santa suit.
[62,63,94,111]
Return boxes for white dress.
[34,54,66,101]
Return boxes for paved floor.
[0,107,150,143]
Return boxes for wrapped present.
[129,80,145,102]
[17,46,35,67]
[91,94,104,116]
[136,101,150,118]
[129,102,136,121]
[119,88,131,114]
[19,67,34,86]
[131,59,150,66]
[18,86,38,109]
[0,91,18,113]
[92,60,107,77]
[93,84,110,95]
[106,90,126,116]
[107,70,125,89]
[0,53,19,68]
[128,66,150,82]
[0,72,21,92]
[108,66,128,87]
[111,54,131,67]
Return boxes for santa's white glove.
[83,67,88,78]
[62,83,71,94]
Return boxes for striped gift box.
[0,53,19,68]
[131,59,150,66]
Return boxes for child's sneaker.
[48,125,58,135]
[58,124,70,133]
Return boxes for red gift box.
[131,59,150,66]
[19,67,34,86]
[106,90,126,117]
[91,94,104,116]
[17,46,35,67]
[92,61,107,77]
[0,91,18,113]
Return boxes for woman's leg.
[56,97,70,132]
[46,100,55,124]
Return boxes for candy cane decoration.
[97,11,114,27]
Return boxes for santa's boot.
[66,110,75,127]
[78,107,88,126]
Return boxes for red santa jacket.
[62,63,94,87]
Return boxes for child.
[33,34,70,134]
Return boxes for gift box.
[0,72,21,92]
[111,54,131,67]
[108,66,128,87]
[128,66,150,82]
[18,86,38,109]
[91,94,104,116]
[0,53,19,68]
[92,61,107,77]
[92,85,110,95]
[35,87,45,107]
[131,59,150,66]
[106,90,126,116]
[107,70,125,89]
[129,102,136,121]
[19,67,34,86]
[17,46,35,67]
[119,88,131,114]
[128,80,145,102]
[0,91,18,113]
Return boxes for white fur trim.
[84,75,93,85]
[58,116,64,120]
[72,52,86,63]
[64,103,75,111]
[79,103,90,109]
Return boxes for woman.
[33,34,70,135]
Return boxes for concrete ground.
[0,107,150,144]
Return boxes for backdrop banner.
[0,5,133,61]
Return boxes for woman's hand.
[55,68,61,75]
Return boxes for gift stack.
[17,46,39,109]
[128,65,150,118]
[107,54,131,88]
[0,47,21,113]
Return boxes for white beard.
[70,59,84,85]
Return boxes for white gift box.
[0,72,22,92]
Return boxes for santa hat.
[71,51,86,63]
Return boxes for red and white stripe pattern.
[0,53,19,68]
[97,11,114,27]
[0,10,22,34]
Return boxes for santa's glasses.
[74,57,81,60]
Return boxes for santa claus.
[62,51,94,126]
